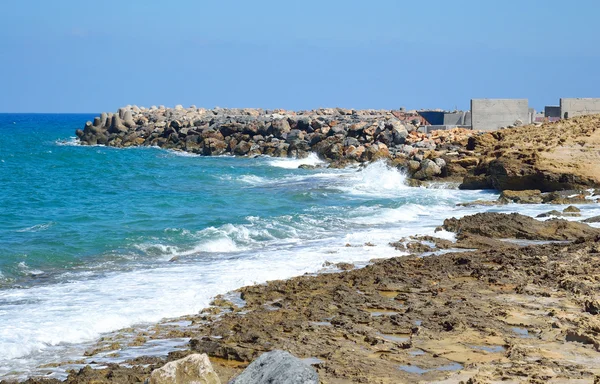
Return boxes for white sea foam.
[238,175,268,185]
[267,153,325,169]
[54,137,81,146]
[165,149,201,158]
[4,151,595,380]
[16,222,55,233]
[336,161,410,197]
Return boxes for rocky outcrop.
[76,105,476,178]
[228,350,318,384]
[443,212,600,241]
[148,354,220,384]
[459,115,600,191]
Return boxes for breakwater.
[76,106,476,179]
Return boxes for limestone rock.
[498,190,543,204]
[229,350,318,384]
[412,159,442,180]
[149,353,221,384]
[443,212,600,241]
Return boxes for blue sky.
[1,0,599,112]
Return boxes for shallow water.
[2,114,600,379]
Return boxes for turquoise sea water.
[2,114,597,379]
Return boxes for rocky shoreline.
[76,106,600,191]
[12,109,594,383]
[7,212,600,383]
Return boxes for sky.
[1,0,599,113]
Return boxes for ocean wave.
[16,222,55,233]
[267,153,325,169]
[238,175,268,185]
[54,137,81,146]
[165,149,202,158]
[17,262,45,276]
[335,161,409,197]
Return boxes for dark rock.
[583,215,600,223]
[229,350,318,384]
[269,119,291,138]
[443,212,600,241]
[498,190,543,204]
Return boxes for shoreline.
[6,210,600,383]
[4,111,600,382]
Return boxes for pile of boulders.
[76,105,480,180]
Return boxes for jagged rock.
[583,215,600,223]
[148,353,220,384]
[498,190,543,204]
[229,350,318,384]
[443,212,600,241]
[234,141,252,156]
[564,205,581,213]
[412,159,442,180]
[269,119,291,138]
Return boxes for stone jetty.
[76,105,477,180]
[77,106,600,191]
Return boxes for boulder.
[234,141,252,156]
[391,123,409,145]
[229,350,318,384]
[149,353,221,384]
[433,157,446,169]
[269,119,291,138]
[412,159,442,180]
[443,212,600,241]
[498,190,543,204]
[583,216,600,223]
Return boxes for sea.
[1,113,600,380]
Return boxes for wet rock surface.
[443,212,600,240]
[11,213,600,383]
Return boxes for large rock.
[149,353,220,384]
[229,350,318,384]
[498,190,543,204]
[269,119,291,138]
[460,116,600,191]
[412,159,442,180]
[443,212,600,241]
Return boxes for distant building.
[471,99,529,131]
[560,98,600,119]
[544,106,561,122]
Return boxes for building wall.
[443,112,466,125]
[544,106,561,118]
[560,98,600,118]
[471,99,529,131]
[417,111,445,125]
